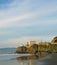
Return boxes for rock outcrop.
[16,46,27,53]
[51,36,57,43]
[16,36,57,54]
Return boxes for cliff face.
[16,46,27,53]
[48,36,57,53]
[27,44,38,54]
[16,44,38,54]
[16,36,57,54]
[51,36,57,43]
[16,43,50,54]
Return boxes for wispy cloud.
[0,0,57,47]
[0,13,32,27]
[0,0,57,28]
[0,6,57,28]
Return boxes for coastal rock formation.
[51,36,57,43]
[16,36,57,54]
[27,44,38,54]
[16,46,27,53]
[16,44,38,54]
[50,36,57,53]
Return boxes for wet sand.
[17,53,57,65]
[40,53,57,65]
[0,53,57,65]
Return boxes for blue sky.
[0,0,57,48]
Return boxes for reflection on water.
[16,52,48,65]
[0,52,57,65]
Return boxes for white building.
[27,40,40,46]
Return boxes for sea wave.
[0,54,31,56]
[0,54,31,61]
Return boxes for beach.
[0,53,57,65]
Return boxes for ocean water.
[0,48,16,54]
[0,48,57,65]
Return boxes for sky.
[0,0,57,48]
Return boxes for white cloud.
[0,0,57,48]
[0,0,57,28]
[0,6,57,28]
[0,13,35,28]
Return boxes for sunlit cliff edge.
[16,36,57,54]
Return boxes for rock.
[51,36,57,43]
[16,46,27,53]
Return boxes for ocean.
[0,48,57,65]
